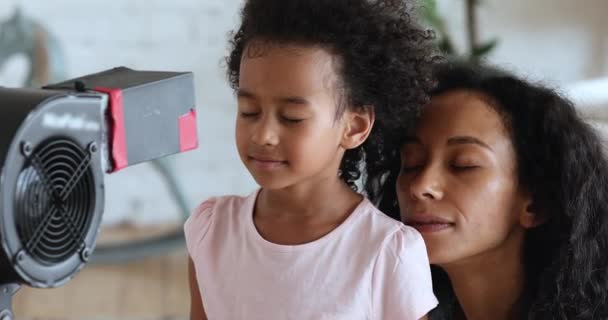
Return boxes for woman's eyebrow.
[447,136,493,151]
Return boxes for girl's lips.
[249,156,287,170]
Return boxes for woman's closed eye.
[401,162,424,173]
[400,150,425,174]
[451,164,479,172]
[450,158,483,172]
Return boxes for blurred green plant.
[421,0,498,62]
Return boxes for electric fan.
[0,67,197,319]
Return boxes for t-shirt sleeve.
[183,198,217,258]
[372,225,438,320]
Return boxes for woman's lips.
[405,215,454,233]
[407,222,454,233]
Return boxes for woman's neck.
[441,229,527,320]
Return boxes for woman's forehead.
[407,90,512,153]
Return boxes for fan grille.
[14,138,95,265]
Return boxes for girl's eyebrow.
[237,88,256,99]
[237,89,310,106]
[279,96,310,106]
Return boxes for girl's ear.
[340,106,375,150]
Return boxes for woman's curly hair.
[226,0,437,191]
[373,62,608,319]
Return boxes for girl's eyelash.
[238,112,305,123]
[281,116,304,123]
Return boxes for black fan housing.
[0,90,106,288]
[0,67,196,320]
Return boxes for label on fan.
[42,112,101,132]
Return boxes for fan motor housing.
[0,67,196,291]
[0,89,106,288]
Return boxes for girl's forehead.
[239,45,341,96]
[241,42,337,70]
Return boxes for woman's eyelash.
[451,164,479,171]
[401,165,422,172]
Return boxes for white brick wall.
[0,0,606,225]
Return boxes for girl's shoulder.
[354,200,429,264]
[358,202,438,317]
[383,223,428,261]
[183,192,255,255]
[360,200,425,249]
[189,193,250,220]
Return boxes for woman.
[368,63,608,319]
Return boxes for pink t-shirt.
[184,190,437,319]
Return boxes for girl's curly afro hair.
[226,0,438,192]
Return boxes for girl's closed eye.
[280,114,306,124]
[238,104,260,118]
[240,111,260,118]
[279,105,311,124]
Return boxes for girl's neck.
[257,176,360,219]
[252,176,362,246]
[441,228,527,320]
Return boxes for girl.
[373,62,608,319]
[185,0,438,319]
